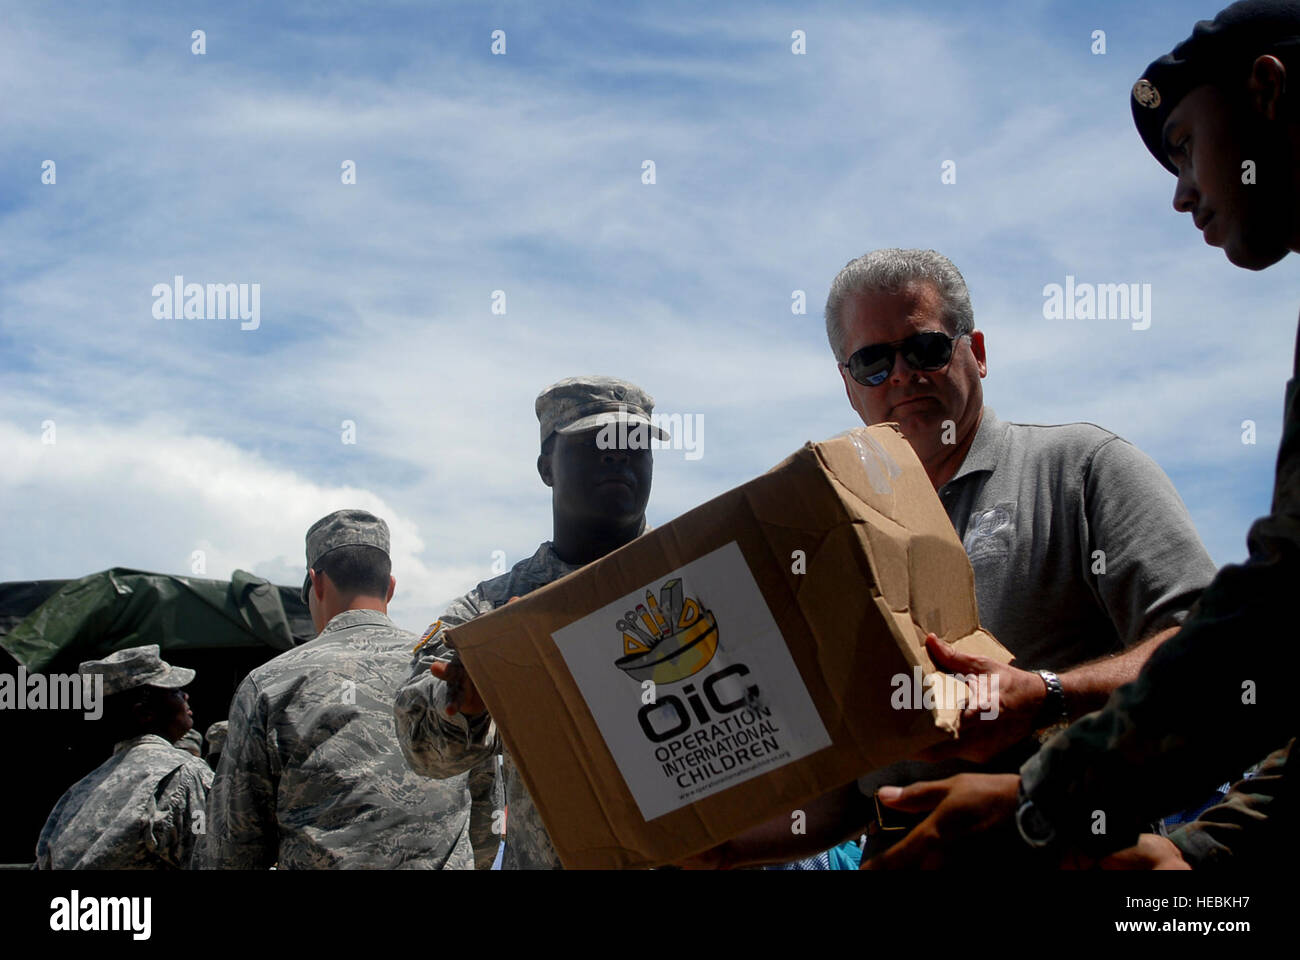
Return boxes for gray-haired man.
[692,249,1217,867]
[829,248,1216,759]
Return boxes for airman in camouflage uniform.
[36,645,212,870]
[199,510,477,869]
[395,376,666,869]
[867,0,1300,868]
[204,720,228,770]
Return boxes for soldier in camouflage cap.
[199,509,477,869]
[36,644,211,870]
[396,375,666,869]
[204,720,228,769]
[301,508,391,604]
[867,0,1300,869]
[534,375,669,448]
[82,643,195,695]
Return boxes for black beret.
[1132,0,1300,173]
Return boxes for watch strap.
[1035,669,1068,727]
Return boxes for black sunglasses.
[842,331,968,387]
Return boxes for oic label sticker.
[552,540,831,821]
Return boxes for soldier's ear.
[538,452,554,487]
[386,575,396,604]
[310,567,330,602]
[1248,54,1288,121]
[130,692,155,726]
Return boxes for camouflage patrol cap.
[303,509,391,603]
[1132,0,1300,174]
[78,644,195,697]
[536,376,670,447]
[205,720,228,756]
[174,728,203,756]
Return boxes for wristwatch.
[1034,669,1069,743]
[1015,783,1058,849]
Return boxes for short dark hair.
[313,544,391,600]
[98,685,171,742]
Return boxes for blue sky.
[1,0,1293,632]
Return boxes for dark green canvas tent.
[0,568,313,865]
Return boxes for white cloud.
[0,418,482,631]
[1,0,1291,623]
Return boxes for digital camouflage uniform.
[395,542,583,870]
[466,757,502,870]
[200,608,478,869]
[1016,4,1300,858]
[200,508,480,870]
[174,728,203,757]
[395,375,666,870]
[204,720,228,770]
[1168,739,1296,868]
[36,643,210,870]
[37,733,213,870]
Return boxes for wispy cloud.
[2,0,1291,633]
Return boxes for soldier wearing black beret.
[868,0,1300,870]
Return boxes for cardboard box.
[448,424,1010,868]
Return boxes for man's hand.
[1095,834,1191,871]
[917,633,1048,763]
[430,659,486,717]
[430,597,524,717]
[861,773,1020,869]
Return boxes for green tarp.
[0,568,313,864]
[0,568,309,672]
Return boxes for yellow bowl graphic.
[614,612,719,684]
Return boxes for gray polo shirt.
[940,407,1215,670]
[857,407,1216,798]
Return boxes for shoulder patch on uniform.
[413,620,443,654]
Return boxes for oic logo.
[613,578,718,684]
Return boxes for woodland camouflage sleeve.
[1168,739,1296,869]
